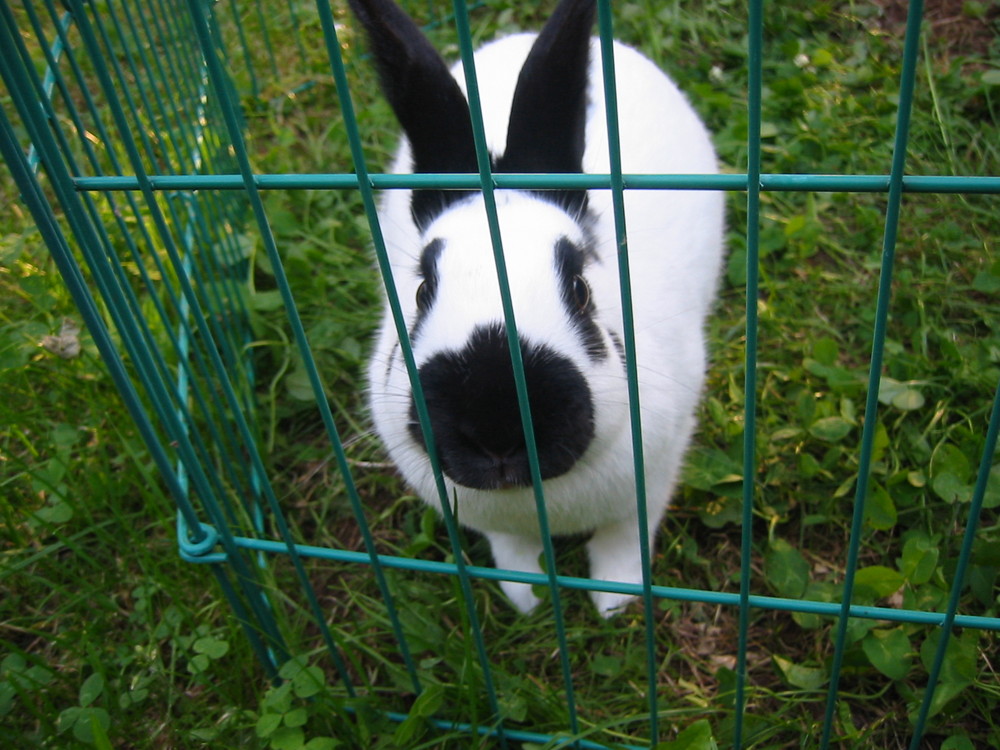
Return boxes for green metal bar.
[152,0,223,175]
[594,0,658,742]
[318,0,508,735]
[820,1,925,745]
[388,708,647,750]
[113,0,186,170]
[137,0,198,158]
[84,2,166,172]
[312,0,464,702]
[25,10,73,173]
[184,0,364,697]
[71,171,1000,193]
[734,0,764,745]
[52,6,258,534]
[450,0,579,742]
[908,376,1000,747]
[224,0,260,95]
[2,0,295,675]
[197,532,1000,632]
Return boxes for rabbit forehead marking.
[412,195,594,361]
[553,236,607,362]
[408,237,445,346]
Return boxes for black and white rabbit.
[350,0,724,615]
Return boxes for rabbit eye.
[415,280,433,311]
[571,275,591,311]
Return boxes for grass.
[2,0,999,747]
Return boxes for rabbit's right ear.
[496,0,595,218]
[347,0,478,230]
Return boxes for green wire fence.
[2,0,998,747]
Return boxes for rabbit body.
[357,0,723,615]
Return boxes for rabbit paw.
[587,519,647,617]
[486,531,544,614]
[500,580,542,614]
[591,589,637,618]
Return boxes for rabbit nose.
[408,323,595,492]
[479,448,529,491]
[461,424,523,461]
[455,428,533,490]
[482,445,518,463]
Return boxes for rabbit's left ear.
[347,0,478,230]
[496,0,597,217]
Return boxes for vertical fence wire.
[224,0,260,95]
[594,0,658,742]
[2,0,302,680]
[450,0,582,742]
[733,0,764,746]
[182,0,398,699]
[316,0,508,730]
[314,0,503,710]
[819,0,925,744]
[315,0,517,739]
[908,376,1000,748]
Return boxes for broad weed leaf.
[809,416,853,442]
[853,566,904,600]
[864,482,897,531]
[655,718,718,749]
[772,655,827,690]
[899,534,939,585]
[862,628,911,680]
[79,673,104,708]
[764,539,809,598]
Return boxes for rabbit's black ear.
[348,0,477,230]
[496,0,596,218]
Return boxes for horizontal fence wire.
[173,532,1000,632]
[2,0,998,748]
[69,172,1000,193]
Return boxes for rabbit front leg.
[586,514,657,617]
[485,530,544,614]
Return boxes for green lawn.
[2,0,999,747]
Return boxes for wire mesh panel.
[2,0,999,747]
